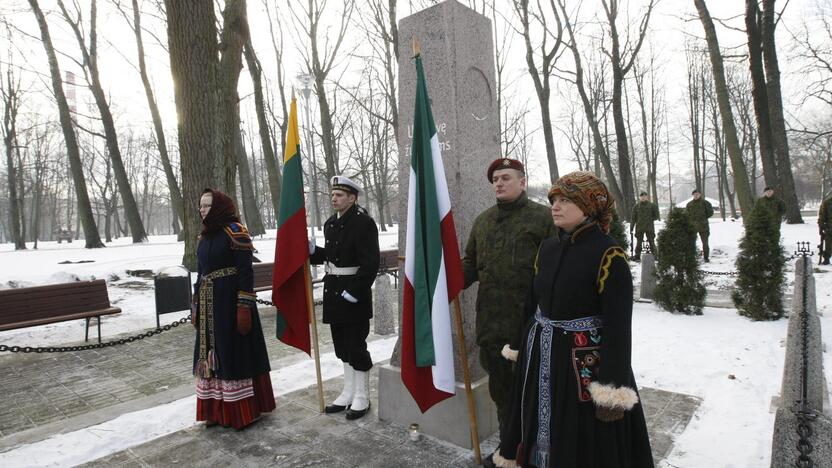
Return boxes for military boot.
[325,363,354,413]
[345,370,370,420]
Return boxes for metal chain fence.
[794,241,817,468]
[0,316,191,354]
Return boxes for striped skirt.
[196,373,276,429]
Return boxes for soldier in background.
[309,175,380,420]
[819,194,832,265]
[755,186,786,233]
[462,158,555,468]
[630,191,660,260]
[686,189,714,263]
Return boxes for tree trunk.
[761,0,803,223]
[694,0,755,220]
[235,130,265,236]
[2,68,25,250]
[744,1,779,191]
[28,0,104,248]
[243,39,282,216]
[130,0,185,232]
[165,0,221,269]
[217,0,248,198]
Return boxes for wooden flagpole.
[452,297,482,464]
[304,260,325,413]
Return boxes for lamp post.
[296,73,322,240]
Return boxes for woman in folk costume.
[497,172,653,468]
[192,188,275,428]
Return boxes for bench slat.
[0,307,121,331]
[0,280,115,329]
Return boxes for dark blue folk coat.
[192,223,271,380]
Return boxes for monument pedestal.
[377,364,498,449]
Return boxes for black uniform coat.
[310,204,380,324]
[500,222,653,468]
[192,224,271,380]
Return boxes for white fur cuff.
[587,382,639,411]
[501,344,519,362]
[494,452,519,468]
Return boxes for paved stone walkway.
[0,307,336,441]
[0,304,702,466]
[78,372,699,467]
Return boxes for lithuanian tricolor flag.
[401,53,464,413]
[272,97,311,354]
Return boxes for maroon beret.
[487,158,525,181]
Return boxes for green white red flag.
[401,53,465,413]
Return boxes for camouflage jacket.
[631,201,660,234]
[755,196,786,225]
[686,198,714,232]
[820,197,832,232]
[462,192,555,348]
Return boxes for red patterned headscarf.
[547,171,614,233]
[200,188,240,236]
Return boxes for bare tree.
[58,0,148,242]
[28,0,104,248]
[556,0,626,212]
[761,0,802,222]
[693,0,755,219]
[116,0,185,237]
[292,0,355,181]
[216,0,248,198]
[1,51,25,249]
[596,0,656,219]
[512,0,563,183]
[243,37,281,217]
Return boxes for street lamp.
[296,73,322,262]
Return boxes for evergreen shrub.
[654,207,705,315]
[732,202,785,320]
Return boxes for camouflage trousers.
[634,231,656,258]
[696,230,710,261]
[479,343,515,436]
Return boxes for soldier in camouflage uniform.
[755,186,786,233]
[462,157,555,467]
[819,195,832,265]
[686,189,715,263]
[630,191,660,260]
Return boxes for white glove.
[341,290,358,303]
[501,344,519,362]
[308,239,316,255]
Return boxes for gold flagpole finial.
[412,36,421,58]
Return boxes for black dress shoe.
[345,402,370,420]
[325,404,348,414]
[482,451,496,468]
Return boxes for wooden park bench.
[0,279,121,343]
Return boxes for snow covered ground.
[1,218,830,467]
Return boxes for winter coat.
[499,223,654,468]
[310,204,380,324]
[685,198,714,233]
[755,196,786,226]
[630,201,660,235]
[192,223,271,380]
[462,191,555,349]
[819,197,832,233]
